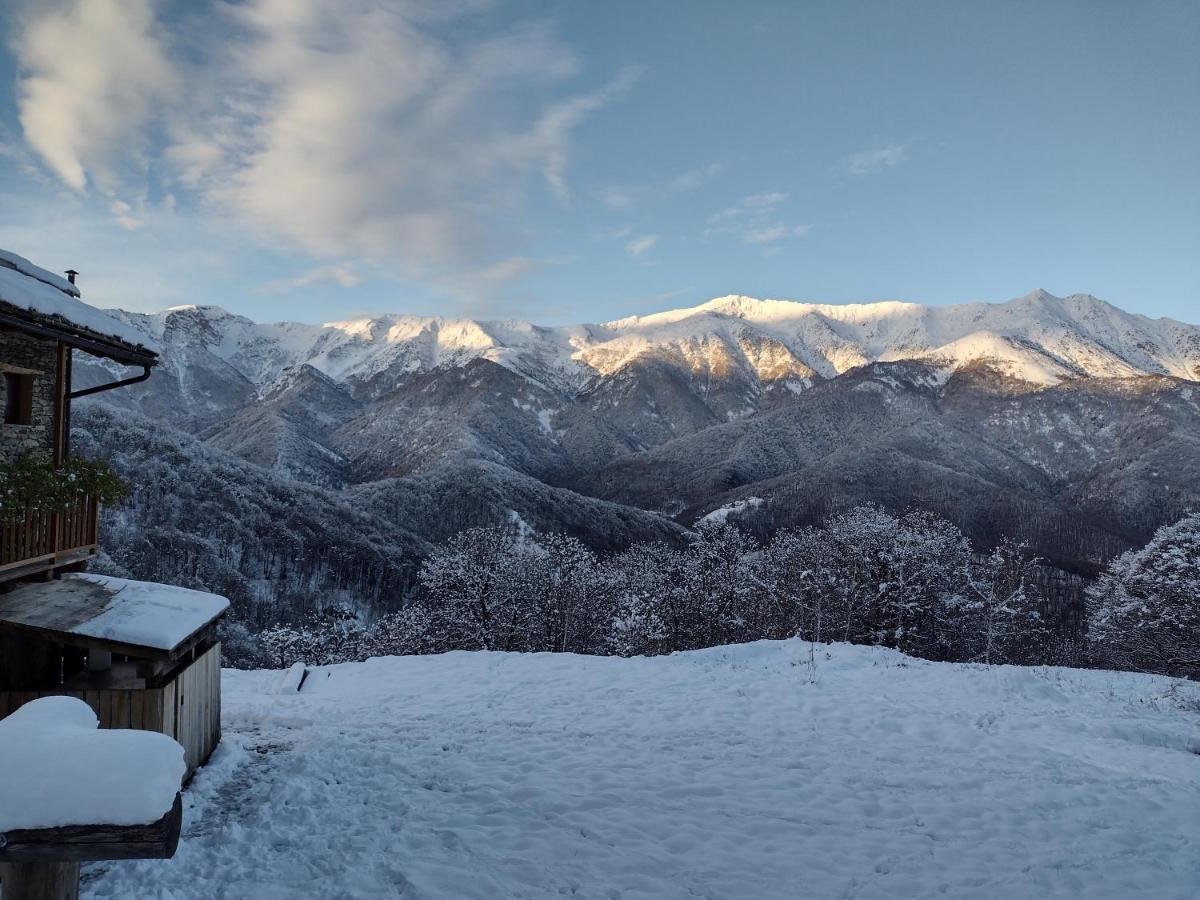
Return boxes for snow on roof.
[0,574,229,654]
[0,695,184,831]
[59,574,230,651]
[0,248,159,353]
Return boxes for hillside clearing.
[86,641,1200,899]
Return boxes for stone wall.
[0,330,58,465]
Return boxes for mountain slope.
[71,290,1200,584]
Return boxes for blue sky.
[0,0,1196,325]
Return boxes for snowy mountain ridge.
[74,288,1200,579]
[113,289,1200,397]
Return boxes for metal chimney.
[64,269,79,285]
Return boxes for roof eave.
[0,301,158,367]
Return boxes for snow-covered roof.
[0,248,159,354]
[0,574,229,655]
[0,695,184,831]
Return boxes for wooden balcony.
[0,495,98,584]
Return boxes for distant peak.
[1021,288,1060,302]
[164,303,233,317]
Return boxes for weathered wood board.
[0,644,222,781]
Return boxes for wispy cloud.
[704,192,811,247]
[597,186,638,209]
[436,255,575,306]
[109,200,142,231]
[668,162,724,192]
[261,263,362,293]
[12,0,177,193]
[7,0,632,299]
[596,160,724,210]
[625,234,658,257]
[848,143,910,175]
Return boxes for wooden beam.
[0,861,80,900]
[52,341,68,468]
[0,794,182,864]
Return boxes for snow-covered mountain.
[72,289,1200,609]
[107,290,1200,402]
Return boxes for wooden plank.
[161,681,176,741]
[143,686,164,733]
[0,794,182,864]
[110,691,130,729]
[129,689,144,732]
[0,861,81,900]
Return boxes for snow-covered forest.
[224,505,1199,682]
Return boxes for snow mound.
[87,640,1200,899]
[0,696,184,831]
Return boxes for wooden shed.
[0,574,228,779]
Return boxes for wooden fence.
[0,496,99,582]
[0,644,221,780]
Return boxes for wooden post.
[0,794,182,899]
[0,861,81,900]
[51,342,69,468]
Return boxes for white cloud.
[262,263,362,293]
[625,234,658,257]
[848,143,910,175]
[668,162,723,192]
[597,186,638,209]
[597,160,723,211]
[436,254,574,305]
[109,200,142,231]
[7,0,632,297]
[704,192,810,247]
[12,0,177,193]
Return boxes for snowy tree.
[882,509,971,657]
[521,533,603,653]
[949,538,1047,664]
[822,505,901,645]
[817,506,970,656]
[1087,512,1200,678]
[418,526,531,651]
[682,522,760,648]
[363,605,435,658]
[602,543,681,656]
[754,527,840,642]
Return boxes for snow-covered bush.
[1087,512,1200,679]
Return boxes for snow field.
[85,640,1200,899]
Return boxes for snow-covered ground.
[85,641,1200,899]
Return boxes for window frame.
[3,371,34,426]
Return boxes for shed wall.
[0,643,222,781]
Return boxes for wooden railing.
[0,495,99,581]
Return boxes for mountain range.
[73,289,1200,610]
